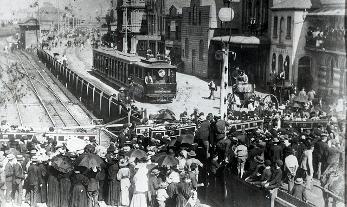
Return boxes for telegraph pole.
[123,2,128,53]
[218,7,234,119]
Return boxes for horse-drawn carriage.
[227,82,279,111]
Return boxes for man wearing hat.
[264,160,283,189]
[313,133,329,179]
[27,156,40,207]
[268,137,283,164]
[290,178,308,202]
[148,169,160,207]
[284,149,298,192]
[0,155,6,207]
[196,114,213,159]
[13,155,25,205]
[5,153,15,202]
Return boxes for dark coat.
[4,162,14,182]
[13,162,24,184]
[27,163,40,186]
[106,163,120,206]
[269,143,283,163]
[290,184,307,201]
[268,167,282,186]
[197,120,211,142]
[313,140,329,162]
[214,120,229,141]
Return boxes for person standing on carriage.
[238,70,248,84]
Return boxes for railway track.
[15,51,81,128]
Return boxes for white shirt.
[285,154,298,174]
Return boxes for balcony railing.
[306,27,346,52]
[306,36,346,52]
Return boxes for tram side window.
[117,61,120,81]
[112,59,115,78]
[124,63,128,83]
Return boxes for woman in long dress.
[106,157,120,206]
[129,161,149,207]
[47,167,60,207]
[176,174,193,207]
[59,171,72,207]
[117,158,131,206]
[70,170,89,207]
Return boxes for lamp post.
[217,7,234,119]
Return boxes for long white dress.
[130,164,149,207]
[117,167,131,206]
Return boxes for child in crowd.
[156,182,169,207]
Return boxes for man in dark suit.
[13,155,25,205]
[313,134,329,179]
[268,138,283,164]
[27,157,40,207]
[197,114,213,159]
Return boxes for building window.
[198,11,202,25]
[286,16,292,39]
[273,16,278,38]
[284,56,290,80]
[279,17,284,43]
[199,40,204,60]
[185,38,189,58]
[278,54,283,73]
[328,58,337,85]
[189,12,191,24]
[176,26,179,40]
[271,53,276,74]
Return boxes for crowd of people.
[306,25,346,50]
[0,90,344,207]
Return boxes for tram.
[93,48,177,102]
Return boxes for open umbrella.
[51,155,74,173]
[126,149,147,160]
[155,109,176,121]
[156,155,178,167]
[75,153,104,169]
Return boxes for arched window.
[328,58,337,85]
[198,11,202,25]
[278,54,283,73]
[273,16,278,38]
[192,6,196,25]
[185,38,189,58]
[271,53,276,74]
[286,16,292,39]
[279,17,284,43]
[199,40,204,60]
[284,56,290,80]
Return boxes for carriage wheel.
[262,94,279,110]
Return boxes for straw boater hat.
[16,155,24,162]
[31,156,38,163]
[294,178,304,185]
[7,154,15,160]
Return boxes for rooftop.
[271,0,312,10]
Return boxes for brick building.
[269,0,346,100]
[113,0,165,56]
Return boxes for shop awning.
[211,35,270,45]
[307,7,345,16]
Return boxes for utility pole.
[218,7,234,120]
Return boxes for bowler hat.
[254,155,264,164]
[294,178,304,185]
[276,160,283,167]
[187,150,196,157]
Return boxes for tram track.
[15,50,81,128]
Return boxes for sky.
[0,0,110,20]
